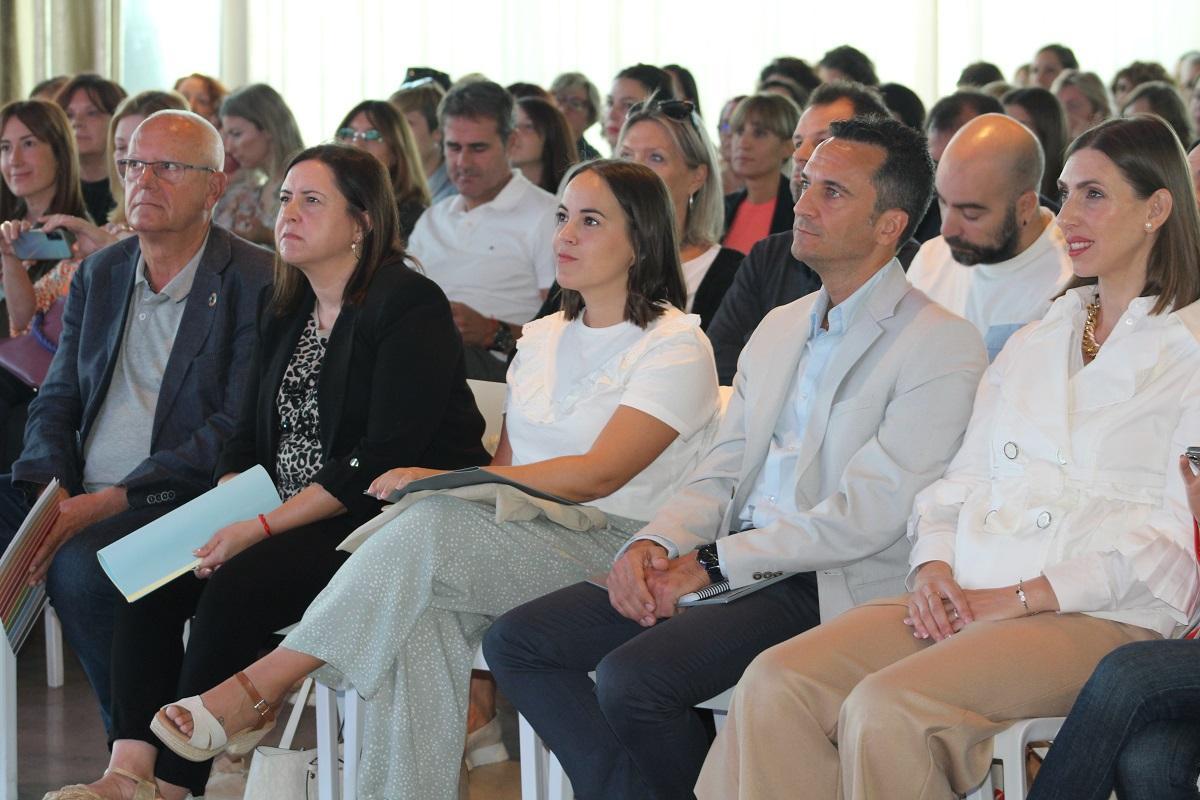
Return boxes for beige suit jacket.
[630,260,988,621]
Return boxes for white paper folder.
[96,466,282,602]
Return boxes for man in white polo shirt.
[907,113,1073,360]
[407,80,556,380]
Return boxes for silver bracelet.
[1016,579,1032,616]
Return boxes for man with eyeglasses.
[0,109,271,732]
[406,80,556,381]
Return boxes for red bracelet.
[258,513,272,537]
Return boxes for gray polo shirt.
[81,236,207,492]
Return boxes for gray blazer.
[633,261,988,621]
[13,225,273,508]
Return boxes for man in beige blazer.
[483,115,989,800]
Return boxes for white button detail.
[138,313,147,321]
[1036,511,1052,529]
[1003,441,1019,459]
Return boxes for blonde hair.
[106,90,189,224]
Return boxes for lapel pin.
[208,292,217,307]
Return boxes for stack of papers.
[0,479,61,653]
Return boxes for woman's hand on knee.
[905,560,972,641]
[367,467,444,500]
[193,519,267,577]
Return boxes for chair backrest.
[467,379,508,455]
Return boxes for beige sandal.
[150,672,277,763]
[41,767,161,800]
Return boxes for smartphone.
[1188,447,1200,465]
[12,229,74,261]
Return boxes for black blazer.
[214,258,489,520]
[14,225,273,506]
[721,174,794,243]
[690,246,745,331]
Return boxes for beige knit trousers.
[695,596,1158,800]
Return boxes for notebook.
[0,479,61,652]
[96,466,282,602]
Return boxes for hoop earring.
[351,238,361,259]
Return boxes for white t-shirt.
[504,307,719,521]
[906,209,1073,360]
[680,245,721,313]
[407,170,557,325]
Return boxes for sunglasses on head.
[628,99,696,122]
[336,128,384,143]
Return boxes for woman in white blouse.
[615,96,744,330]
[696,114,1200,800]
[152,159,720,800]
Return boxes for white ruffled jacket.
[908,288,1200,636]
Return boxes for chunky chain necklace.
[1082,297,1102,361]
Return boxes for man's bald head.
[940,113,1044,200]
[133,110,224,169]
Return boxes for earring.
[1144,222,1153,232]
[688,193,695,211]
[351,238,361,258]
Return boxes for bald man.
[1,110,273,730]
[906,113,1073,359]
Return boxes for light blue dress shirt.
[737,264,891,530]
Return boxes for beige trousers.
[695,597,1159,800]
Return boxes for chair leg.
[315,681,341,800]
[343,690,363,800]
[43,605,63,689]
[278,676,313,751]
[1,639,17,800]
[547,751,573,800]
[519,713,549,800]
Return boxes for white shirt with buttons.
[406,169,556,326]
[907,287,1200,636]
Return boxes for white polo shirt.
[907,209,1073,360]
[407,169,557,325]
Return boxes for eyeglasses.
[628,99,699,130]
[554,95,590,112]
[116,158,217,182]
[336,128,384,143]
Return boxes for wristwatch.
[490,320,516,355]
[695,543,723,584]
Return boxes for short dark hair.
[1062,116,1200,315]
[879,83,926,130]
[759,79,809,109]
[759,57,821,93]
[559,160,687,328]
[1122,81,1194,145]
[506,82,550,101]
[818,45,879,86]
[663,64,701,117]
[957,62,1005,88]
[438,80,514,142]
[271,144,408,315]
[926,90,1003,133]
[827,115,934,244]
[615,64,675,101]
[808,81,888,117]
[1110,61,1171,97]
[1038,44,1079,70]
[54,73,127,115]
[1001,87,1069,198]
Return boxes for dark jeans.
[1028,639,1200,800]
[109,515,356,797]
[483,572,821,800]
[0,475,171,734]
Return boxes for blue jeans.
[0,476,171,735]
[1028,639,1200,800]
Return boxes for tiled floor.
[16,622,521,799]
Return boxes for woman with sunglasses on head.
[213,84,304,246]
[151,159,719,800]
[335,100,431,241]
[616,95,742,330]
[43,143,490,800]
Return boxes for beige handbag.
[242,745,340,800]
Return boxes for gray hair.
[550,72,601,127]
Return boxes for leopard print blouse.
[275,314,328,499]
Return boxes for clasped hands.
[905,560,1034,642]
[606,540,710,627]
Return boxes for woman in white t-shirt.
[151,159,719,800]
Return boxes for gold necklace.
[1082,298,1101,360]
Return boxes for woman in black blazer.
[720,93,801,256]
[70,144,488,800]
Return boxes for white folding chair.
[964,717,1065,800]
[43,605,63,688]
